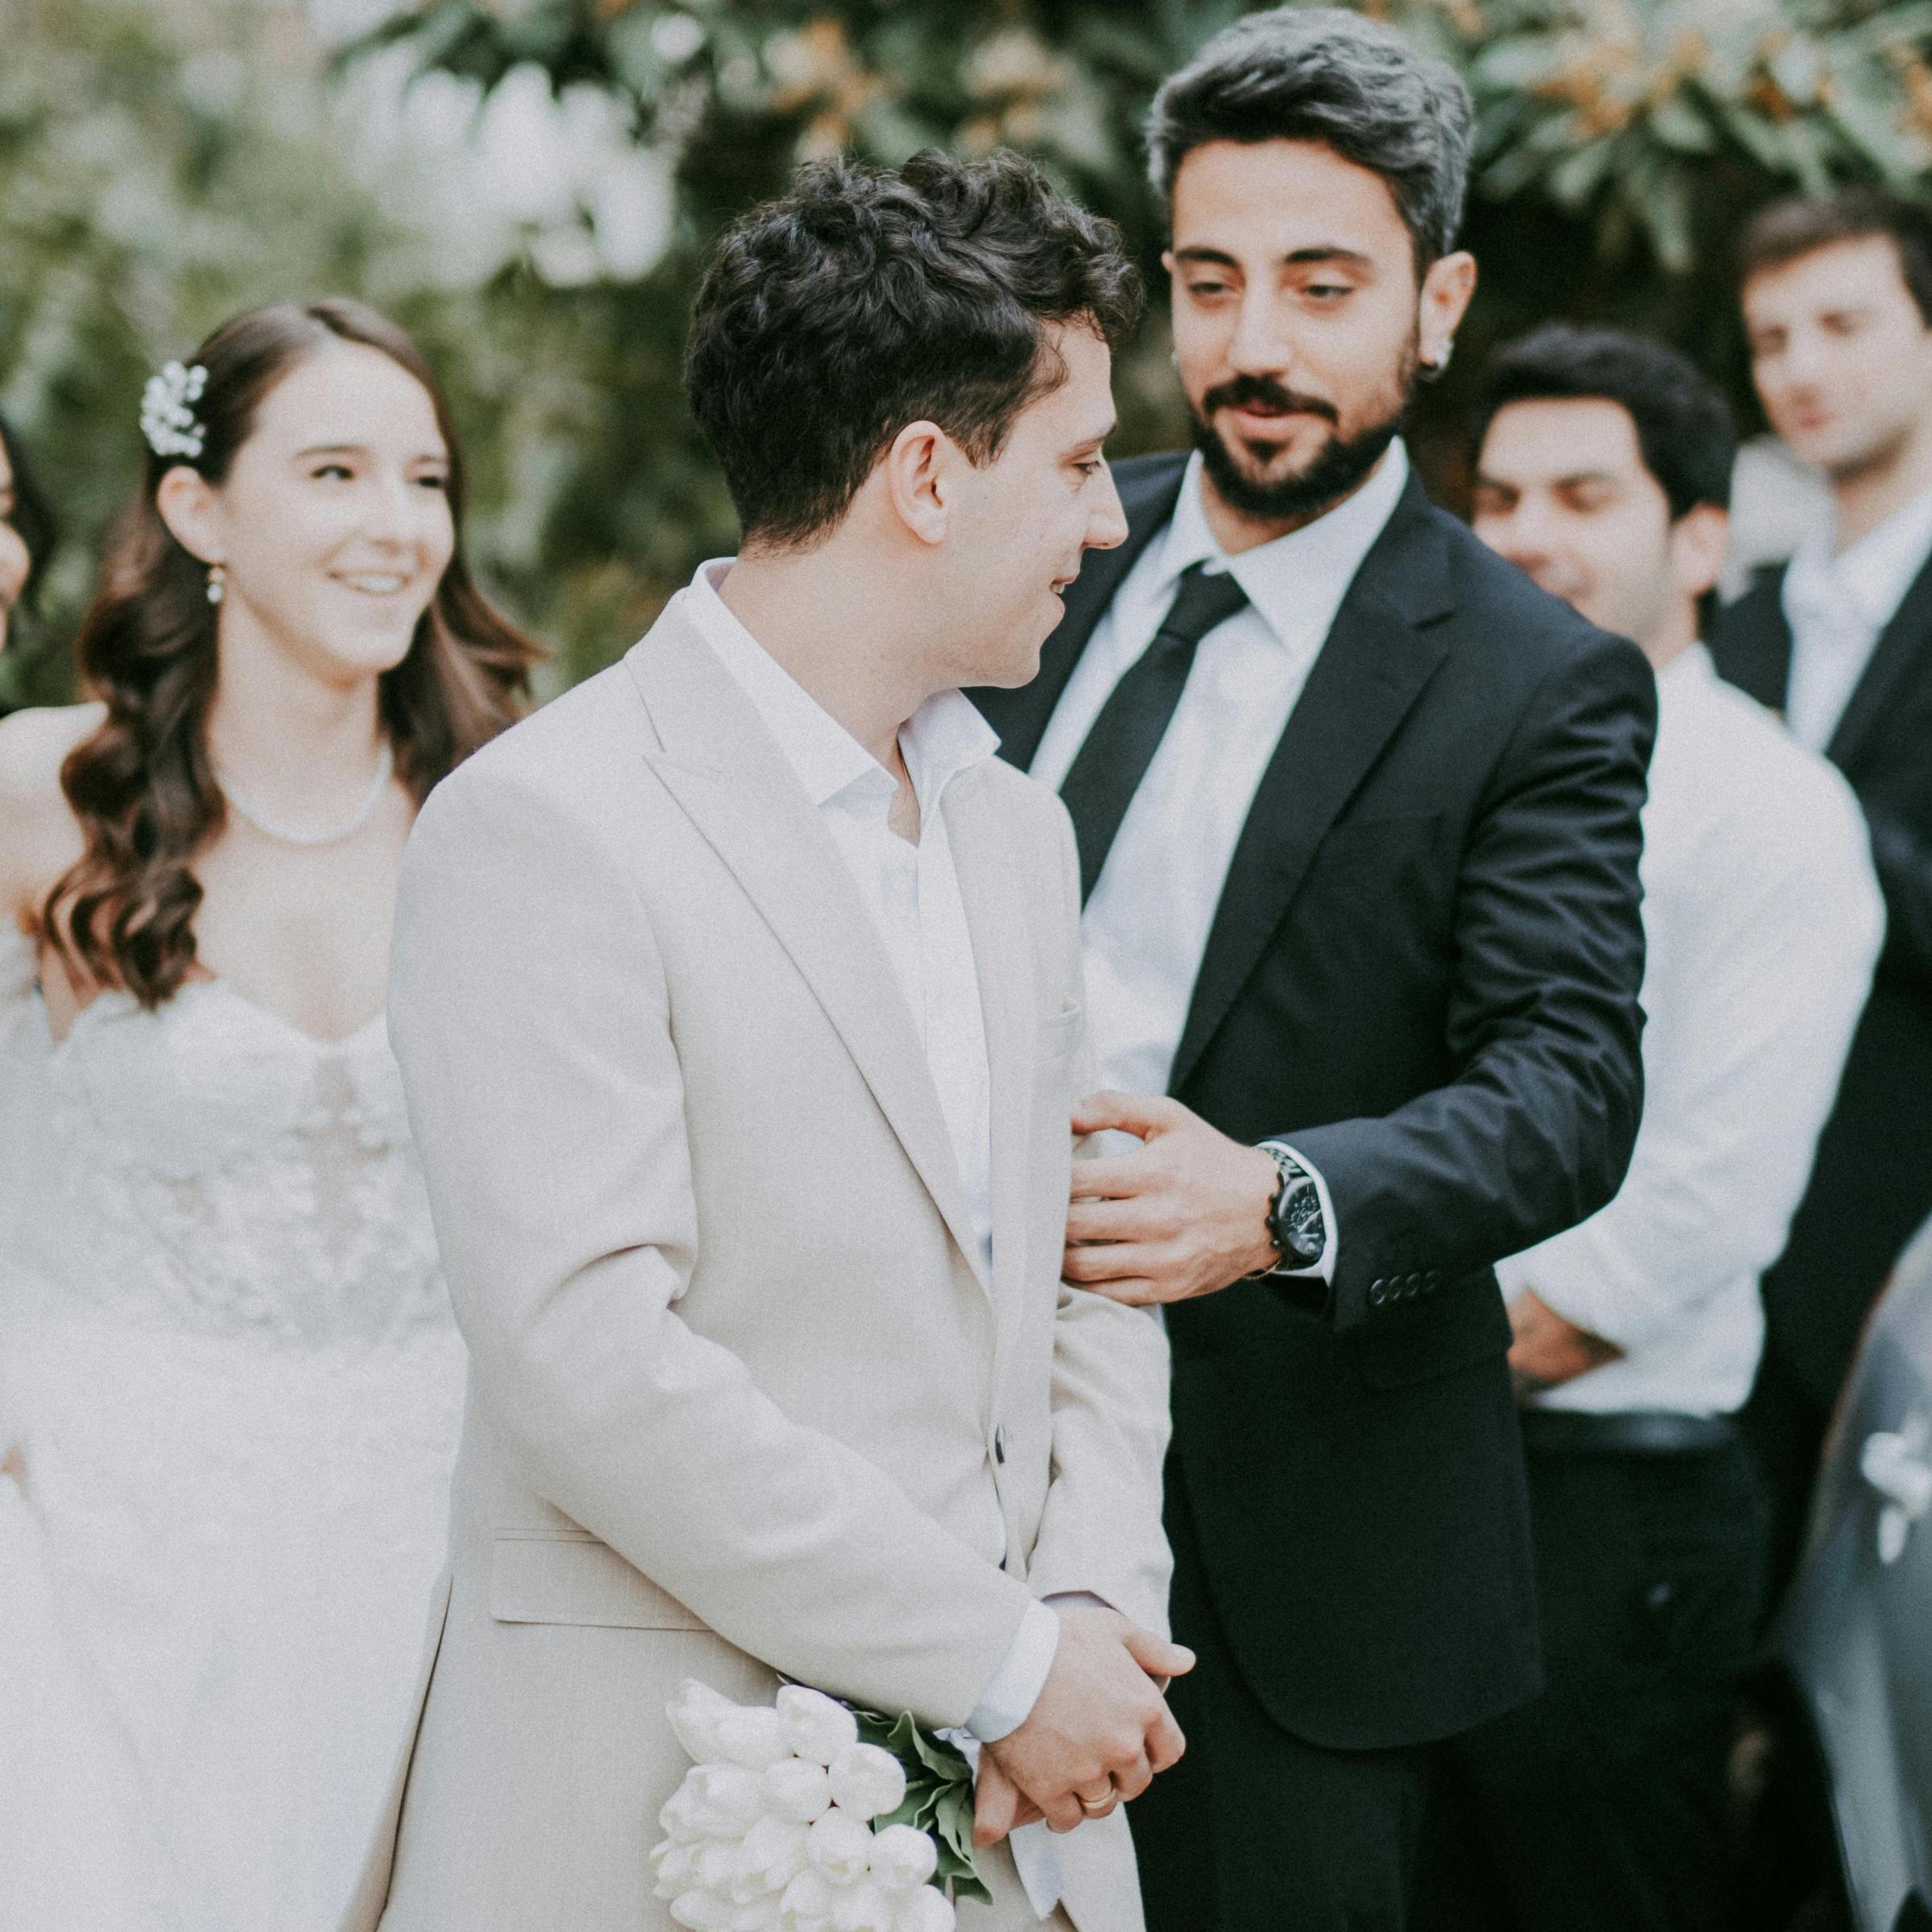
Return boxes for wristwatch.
[1247,1141,1327,1277]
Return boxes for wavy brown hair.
[43,299,543,1008]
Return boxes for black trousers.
[1740,1342,1831,1620]
[1131,1480,1435,1932]
[1412,1425,1769,1932]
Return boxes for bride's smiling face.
[160,341,456,687]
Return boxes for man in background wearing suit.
[1716,188,1932,1595]
[972,12,1657,1930]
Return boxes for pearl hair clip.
[140,361,208,461]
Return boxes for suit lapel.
[625,610,992,1299]
[944,766,1034,1356]
[1710,568,1794,712]
[971,454,1189,771]
[1827,547,1932,776]
[1169,477,1454,1095]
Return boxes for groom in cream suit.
[347,151,1187,1932]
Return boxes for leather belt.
[1517,1407,1739,1457]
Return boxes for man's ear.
[1419,250,1478,372]
[879,419,954,547]
[154,465,225,568]
[1671,502,1730,601]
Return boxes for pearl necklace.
[218,741,394,848]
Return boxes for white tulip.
[893,1888,956,1932]
[670,1890,736,1931]
[780,1866,836,1932]
[653,1843,699,1899]
[829,1878,898,1932]
[865,1825,938,1893]
[732,1816,811,1900]
[729,1899,784,1932]
[764,1757,834,1823]
[690,1765,769,1836]
[776,1686,861,1765]
[807,1806,874,1885]
[669,1680,745,1764]
[717,1706,794,1771]
[827,1743,906,1823]
[660,1781,712,1844]
[692,1841,740,1894]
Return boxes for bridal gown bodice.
[0,925,466,1931]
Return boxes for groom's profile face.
[935,320,1129,688]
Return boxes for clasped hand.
[974,1606,1194,1847]
[1061,1091,1281,1306]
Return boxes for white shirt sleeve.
[966,1598,1067,1742]
[1497,774,1883,1353]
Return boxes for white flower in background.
[827,1743,906,1823]
[729,1815,810,1900]
[866,1824,939,1893]
[828,1876,896,1932]
[764,1757,834,1823]
[777,1685,860,1765]
[807,1806,874,1885]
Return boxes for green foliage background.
[8,0,1932,701]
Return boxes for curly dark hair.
[44,298,543,1009]
[685,147,1142,550]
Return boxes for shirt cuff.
[1262,1141,1338,1286]
[967,1598,1063,1744]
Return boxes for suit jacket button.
[1369,1281,1387,1306]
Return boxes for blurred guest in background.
[1715,188,1932,1597]
[0,411,56,664]
[0,299,539,1932]
[975,14,1657,1928]
[1450,325,1883,1932]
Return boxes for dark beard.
[1190,369,1412,528]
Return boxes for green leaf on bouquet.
[931,1786,994,1905]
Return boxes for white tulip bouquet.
[650,1680,993,1931]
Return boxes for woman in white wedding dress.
[0,300,539,1930]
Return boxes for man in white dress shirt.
[1463,324,1883,1932]
[1715,188,1932,1598]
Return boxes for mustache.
[1201,376,1339,424]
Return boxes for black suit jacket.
[974,455,1657,1750]
[1712,561,1932,1406]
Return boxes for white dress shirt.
[1781,482,1932,751]
[1029,444,1411,1279]
[1497,645,1885,1416]
[679,564,1061,1761]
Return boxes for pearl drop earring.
[206,563,226,606]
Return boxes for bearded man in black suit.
[969,12,1656,1930]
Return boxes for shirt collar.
[1150,440,1411,649]
[679,559,997,819]
[1786,481,1932,634]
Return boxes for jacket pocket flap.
[491,1533,708,1631]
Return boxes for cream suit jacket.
[346,601,1173,1932]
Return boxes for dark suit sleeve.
[1867,811,1932,989]
[1287,631,1656,1331]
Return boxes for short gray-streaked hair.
[1146,7,1473,266]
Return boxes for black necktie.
[1059,562,1250,902]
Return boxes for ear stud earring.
[206,563,227,606]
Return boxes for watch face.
[1277,1180,1325,1263]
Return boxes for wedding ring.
[1076,1788,1115,1816]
